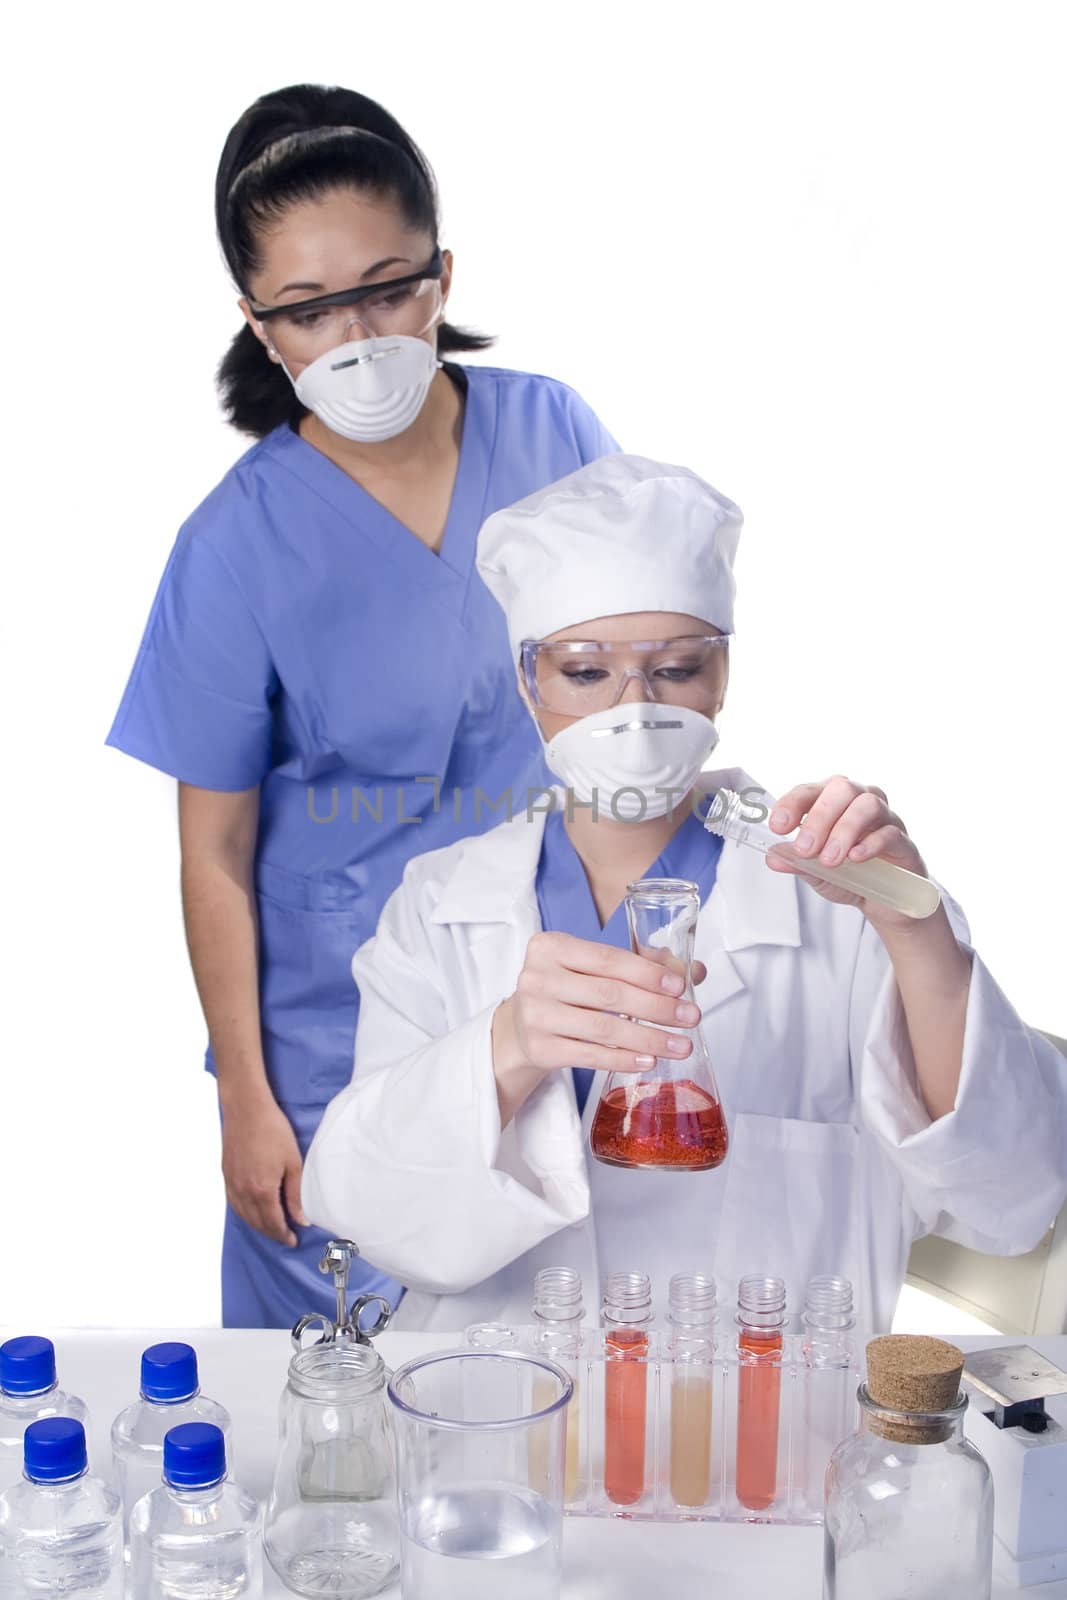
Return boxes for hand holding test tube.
[705,778,941,922]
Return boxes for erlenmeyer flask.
[589,877,729,1171]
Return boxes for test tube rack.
[513,1326,865,1526]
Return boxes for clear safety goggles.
[520,635,731,717]
[250,245,445,365]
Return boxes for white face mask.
[543,703,720,820]
[282,333,439,443]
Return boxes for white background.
[1,1,1063,1329]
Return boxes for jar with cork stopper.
[823,1335,994,1599]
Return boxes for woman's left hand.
[764,775,929,931]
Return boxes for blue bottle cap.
[23,1417,87,1483]
[0,1336,57,1396]
[141,1342,199,1403]
[163,1423,226,1489]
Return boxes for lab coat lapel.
[429,804,549,928]
[694,785,803,1015]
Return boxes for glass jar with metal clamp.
[263,1239,400,1599]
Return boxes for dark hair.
[214,84,494,438]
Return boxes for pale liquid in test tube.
[670,1370,713,1506]
[705,788,942,920]
[530,1267,584,1501]
[667,1273,718,1509]
[531,1375,581,1500]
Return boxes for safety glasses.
[250,246,445,362]
[520,634,731,716]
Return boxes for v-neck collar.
[261,363,497,602]
[537,805,724,939]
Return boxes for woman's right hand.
[491,931,705,1124]
[221,1092,309,1247]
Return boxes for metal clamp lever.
[290,1238,393,1350]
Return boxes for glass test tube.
[531,1268,584,1501]
[736,1275,787,1512]
[705,788,942,920]
[602,1272,653,1507]
[801,1275,856,1516]
[668,1273,718,1508]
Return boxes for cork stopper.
[864,1336,965,1444]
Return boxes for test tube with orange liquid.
[601,1272,653,1508]
[735,1275,787,1513]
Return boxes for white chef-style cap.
[476,453,743,661]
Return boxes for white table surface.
[3,1326,1066,1599]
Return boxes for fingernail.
[668,1036,690,1056]
[795,829,815,854]
[820,840,841,864]
[850,840,869,858]
[660,973,684,995]
[636,1054,656,1067]
[676,1001,700,1025]
[770,809,790,830]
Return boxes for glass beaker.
[589,877,729,1170]
[264,1335,400,1598]
[388,1348,572,1600]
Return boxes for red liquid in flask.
[590,1078,729,1170]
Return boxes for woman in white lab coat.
[302,455,1067,1333]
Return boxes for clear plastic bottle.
[735,1275,787,1514]
[601,1272,654,1508]
[705,787,942,919]
[0,1337,90,1496]
[0,1416,122,1597]
[824,1336,993,1598]
[667,1273,718,1509]
[531,1268,585,1502]
[799,1276,857,1521]
[589,879,729,1170]
[111,1341,232,1556]
[129,1421,262,1599]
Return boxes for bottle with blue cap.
[0,1416,122,1596]
[111,1341,231,1553]
[129,1421,262,1597]
[0,1336,90,1495]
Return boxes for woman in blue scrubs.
[106,83,618,1328]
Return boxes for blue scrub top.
[106,363,618,1327]
[534,804,724,1116]
[108,363,618,1110]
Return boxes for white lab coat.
[303,770,1067,1333]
